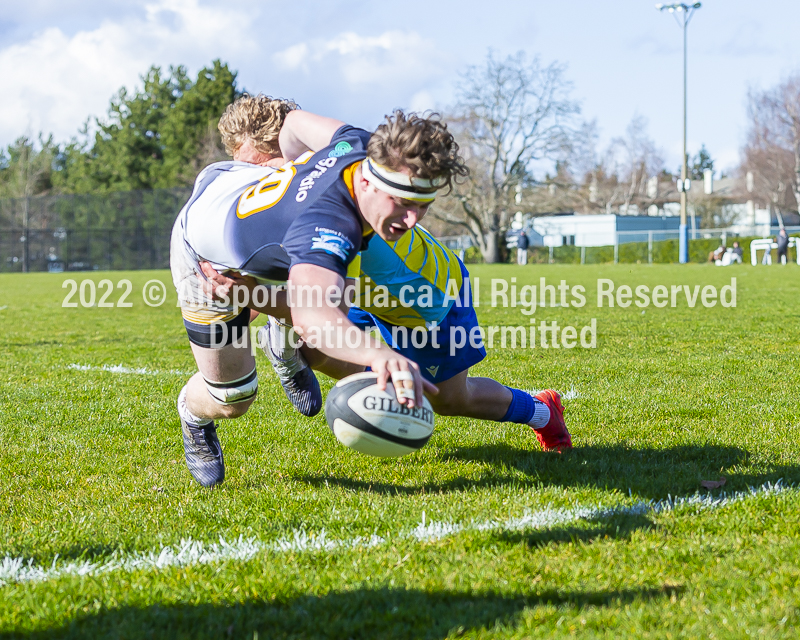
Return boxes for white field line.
[0,480,789,588]
[525,387,580,400]
[67,364,191,376]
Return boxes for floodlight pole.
[657,2,701,264]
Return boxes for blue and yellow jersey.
[347,225,464,328]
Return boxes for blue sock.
[501,387,550,428]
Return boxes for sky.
[2,0,799,175]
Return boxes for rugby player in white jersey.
[171,95,467,487]
[198,100,573,468]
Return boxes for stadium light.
[657,2,702,264]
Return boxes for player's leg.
[253,281,364,416]
[255,315,322,417]
[178,309,258,487]
[185,338,257,421]
[410,264,571,451]
[301,346,366,380]
[427,370,511,419]
[212,278,321,417]
[429,370,571,451]
[171,228,259,486]
[192,269,322,418]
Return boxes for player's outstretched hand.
[197,262,257,301]
[371,354,438,408]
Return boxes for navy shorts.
[347,267,486,383]
[183,307,250,348]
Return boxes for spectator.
[729,241,743,264]
[777,229,789,265]
[517,230,529,265]
[710,244,725,264]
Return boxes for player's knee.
[215,395,256,419]
[204,368,258,418]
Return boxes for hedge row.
[462,236,795,265]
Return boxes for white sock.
[268,317,298,362]
[528,400,551,430]
[178,385,212,426]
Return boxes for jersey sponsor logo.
[425,365,440,378]
[311,228,354,261]
[329,141,353,158]
[295,157,339,203]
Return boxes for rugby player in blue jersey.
[198,99,573,473]
[171,95,463,487]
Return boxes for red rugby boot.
[532,390,572,451]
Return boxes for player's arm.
[197,262,291,318]
[279,111,345,161]
[198,262,255,300]
[288,263,437,407]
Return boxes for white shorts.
[169,218,242,325]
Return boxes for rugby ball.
[324,372,435,457]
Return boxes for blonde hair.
[218,94,299,157]
[367,110,468,194]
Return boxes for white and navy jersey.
[177,125,372,282]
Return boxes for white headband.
[361,158,444,203]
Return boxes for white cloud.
[0,6,453,148]
[263,30,452,127]
[272,30,445,89]
[0,0,253,147]
[273,43,310,72]
[7,0,791,167]
[408,90,438,114]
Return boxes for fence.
[0,188,191,273]
[440,226,800,265]
[4,190,799,272]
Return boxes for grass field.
[1,263,800,639]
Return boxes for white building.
[520,213,681,247]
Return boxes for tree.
[564,116,665,216]
[435,52,581,263]
[159,60,239,184]
[54,60,238,194]
[740,76,800,217]
[0,134,58,271]
[689,144,714,180]
[605,116,665,215]
[0,134,57,199]
[691,194,732,228]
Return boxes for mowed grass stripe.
[2,265,800,637]
[0,480,789,588]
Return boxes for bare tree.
[434,51,580,263]
[605,115,665,214]
[561,115,665,215]
[741,78,800,217]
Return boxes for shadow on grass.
[295,443,797,500]
[493,511,656,550]
[24,543,124,567]
[1,584,682,640]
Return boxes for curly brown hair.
[367,110,468,193]
[218,94,299,157]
